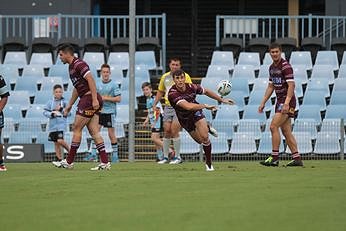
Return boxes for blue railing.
[0,14,166,70]
[216,14,346,49]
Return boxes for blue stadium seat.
[257,65,270,78]
[210,51,235,70]
[237,119,262,140]
[9,131,34,144]
[83,52,105,70]
[107,52,129,70]
[290,51,312,71]
[296,105,322,125]
[117,104,129,124]
[7,91,31,106]
[228,90,246,112]
[209,133,230,154]
[22,64,45,77]
[292,118,318,140]
[237,52,260,70]
[17,118,47,132]
[325,105,346,124]
[242,105,267,125]
[40,77,63,91]
[211,120,236,140]
[232,64,256,84]
[0,64,20,86]
[311,64,335,84]
[229,132,257,155]
[305,78,330,98]
[286,132,313,155]
[257,131,285,155]
[3,104,23,120]
[262,52,285,65]
[215,104,239,121]
[332,78,346,92]
[48,64,70,85]
[292,64,309,85]
[329,91,346,105]
[313,131,340,155]
[205,65,230,79]
[230,78,250,98]
[29,53,53,68]
[25,104,47,119]
[179,131,201,154]
[3,51,27,68]
[315,51,339,71]
[33,90,53,104]
[14,76,41,96]
[247,90,273,112]
[301,90,327,111]
[135,51,157,70]
[200,77,225,92]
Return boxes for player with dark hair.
[0,75,9,172]
[168,69,234,171]
[54,43,110,170]
[258,42,303,167]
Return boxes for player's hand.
[92,98,100,110]
[221,98,235,105]
[204,104,217,111]
[143,120,148,127]
[63,104,72,117]
[282,103,289,113]
[258,104,265,113]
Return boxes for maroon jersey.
[270,58,296,117]
[69,57,91,97]
[168,83,206,132]
[269,58,295,100]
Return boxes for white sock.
[163,138,170,158]
[173,137,181,158]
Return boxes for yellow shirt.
[158,71,192,105]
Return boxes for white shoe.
[208,124,218,137]
[52,160,62,168]
[169,157,183,164]
[157,158,169,164]
[90,162,111,171]
[60,159,74,169]
[205,164,215,171]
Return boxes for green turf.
[1,161,346,231]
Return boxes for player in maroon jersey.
[259,43,303,167]
[168,69,234,171]
[54,44,110,170]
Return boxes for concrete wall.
[0,0,91,15]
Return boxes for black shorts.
[48,131,65,142]
[151,115,163,133]
[99,113,115,128]
[0,111,4,129]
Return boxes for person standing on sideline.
[258,43,303,167]
[141,82,165,161]
[43,84,70,167]
[0,75,9,172]
[86,64,121,163]
[168,69,234,171]
[54,43,110,170]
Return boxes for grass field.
[1,161,346,231]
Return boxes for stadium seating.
[0,63,20,86]
[290,51,313,71]
[314,51,339,71]
[232,65,256,84]
[330,37,346,64]
[200,77,225,92]
[3,51,27,68]
[296,105,322,125]
[35,132,56,154]
[229,132,257,155]
[22,65,45,77]
[292,118,318,140]
[301,90,327,111]
[13,76,40,96]
[83,52,105,70]
[3,104,23,120]
[247,89,272,112]
[48,64,70,85]
[237,52,260,70]
[275,37,298,60]
[210,51,235,70]
[305,78,330,98]
[1,36,26,63]
[257,131,285,155]
[214,104,239,121]
[242,105,267,125]
[311,64,335,84]
[108,52,129,71]
[262,52,285,65]
[219,37,243,60]
[286,132,313,155]
[110,37,129,52]
[17,118,46,132]
[209,133,230,154]
[257,65,270,78]
[228,90,246,111]
[136,37,161,65]
[179,131,201,154]
[313,132,340,155]
[300,37,324,63]
[230,78,250,98]
[246,37,271,62]
[292,64,309,85]
[135,51,157,70]
[329,91,346,105]
[9,131,34,144]
[205,65,230,79]
[237,119,262,140]
[211,120,236,140]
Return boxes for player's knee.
[269,124,279,132]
